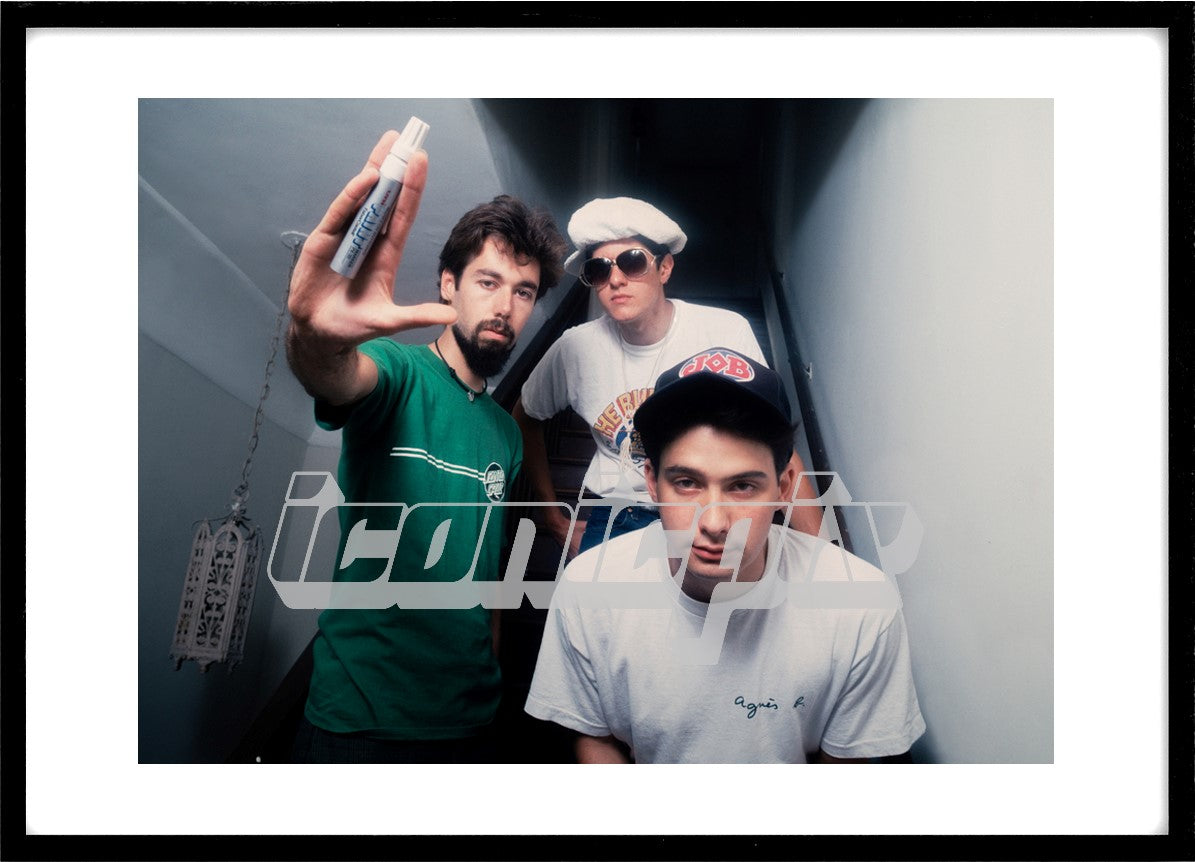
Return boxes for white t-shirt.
[519,299,766,502]
[525,523,926,763]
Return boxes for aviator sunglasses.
[579,247,660,288]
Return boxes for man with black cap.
[524,348,925,763]
[513,197,823,558]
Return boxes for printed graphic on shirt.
[390,447,507,502]
[731,694,807,719]
[482,462,506,503]
[592,387,653,460]
[734,696,780,719]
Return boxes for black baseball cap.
[634,348,793,455]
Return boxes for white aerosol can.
[329,116,430,278]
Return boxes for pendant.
[468,391,475,402]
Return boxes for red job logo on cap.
[679,350,755,382]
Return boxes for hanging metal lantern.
[170,231,307,673]
[171,497,262,672]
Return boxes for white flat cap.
[563,197,687,275]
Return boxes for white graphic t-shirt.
[520,299,767,502]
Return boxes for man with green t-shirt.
[285,129,567,762]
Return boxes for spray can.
[329,116,430,278]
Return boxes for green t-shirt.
[304,340,522,740]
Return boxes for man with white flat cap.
[514,196,822,557]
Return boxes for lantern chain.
[231,231,308,516]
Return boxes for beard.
[452,318,516,379]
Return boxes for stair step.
[551,439,593,460]
[558,410,591,431]
[552,432,596,463]
[550,459,587,489]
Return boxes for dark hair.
[640,391,795,477]
[438,195,567,301]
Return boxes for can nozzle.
[393,116,429,159]
[378,116,429,181]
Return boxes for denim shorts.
[578,503,661,554]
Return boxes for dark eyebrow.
[474,268,539,292]
[662,465,769,483]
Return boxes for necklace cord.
[432,339,487,399]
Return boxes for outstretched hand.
[288,130,458,348]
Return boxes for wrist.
[546,507,572,532]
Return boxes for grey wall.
[138,99,583,762]
[138,333,315,762]
[773,99,1054,763]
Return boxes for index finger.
[305,131,409,261]
[364,129,400,170]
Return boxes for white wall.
[779,100,1054,763]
